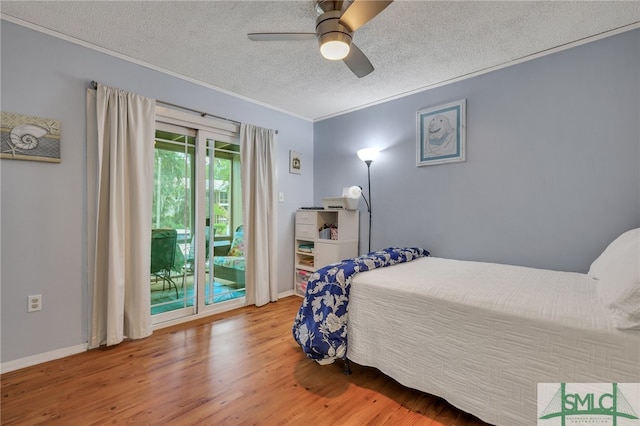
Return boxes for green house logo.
[538,383,639,426]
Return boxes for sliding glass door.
[150,117,245,324]
[150,126,196,319]
[202,138,245,308]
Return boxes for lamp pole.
[357,148,379,254]
[365,160,372,253]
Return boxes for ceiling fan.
[248,0,393,78]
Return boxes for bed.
[293,229,640,426]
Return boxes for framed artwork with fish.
[416,99,465,166]
[0,112,61,163]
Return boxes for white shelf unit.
[294,209,359,297]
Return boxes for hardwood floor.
[1,296,490,425]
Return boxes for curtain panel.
[240,124,278,307]
[88,84,155,348]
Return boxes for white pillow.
[591,228,640,329]
[589,228,639,280]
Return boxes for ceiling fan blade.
[248,33,316,41]
[343,43,374,78]
[339,0,393,32]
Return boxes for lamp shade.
[342,186,362,198]
[357,148,379,163]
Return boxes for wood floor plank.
[1,296,491,425]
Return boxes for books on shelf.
[298,258,314,267]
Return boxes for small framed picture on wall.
[0,111,61,163]
[289,150,302,174]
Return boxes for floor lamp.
[357,148,379,253]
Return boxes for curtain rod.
[90,80,278,134]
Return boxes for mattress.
[347,257,640,426]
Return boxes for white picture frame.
[289,150,302,174]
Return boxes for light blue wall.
[3,19,639,367]
[315,29,640,272]
[0,21,313,364]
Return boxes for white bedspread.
[347,257,640,425]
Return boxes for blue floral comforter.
[292,247,429,363]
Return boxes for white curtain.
[88,84,155,348]
[240,124,278,306]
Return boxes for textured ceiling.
[2,1,640,121]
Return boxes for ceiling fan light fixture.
[318,32,351,60]
[320,39,350,60]
[249,0,389,76]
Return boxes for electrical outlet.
[28,294,42,312]
[278,192,284,203]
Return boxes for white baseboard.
[1,343,88,374]
[3,294,297,374]
[278,289,294,298]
